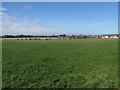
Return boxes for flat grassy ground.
[2,39,118,88]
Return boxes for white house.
[102,35,109,38]
[110,35,118,38]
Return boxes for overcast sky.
[1,2,118,35]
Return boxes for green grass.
[2,39,118,88]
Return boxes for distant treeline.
[2,34,120,39]
[2,34,99,39]
[2,35,62,38]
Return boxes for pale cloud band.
[1,8,60,35]
[0,8,7,11]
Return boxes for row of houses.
[64,34,120,39]
[101,34,119,38]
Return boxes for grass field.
[2,39,118,88]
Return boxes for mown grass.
[2,39,118,88]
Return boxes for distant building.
[102,35,109,38]
[109,35,118,38]
[101,34,119,39]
